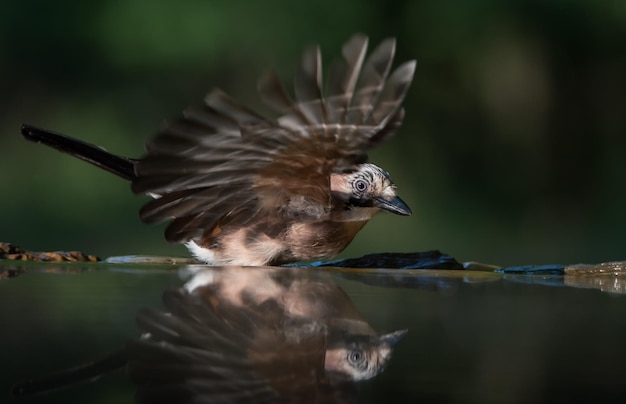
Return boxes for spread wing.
[132,34,416,243]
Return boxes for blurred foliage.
[2,0,626,266]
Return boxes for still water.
[1,260,626,403]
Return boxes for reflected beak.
[377,329,408,347]
[374,195,412,216]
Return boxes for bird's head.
[330,163,411,217]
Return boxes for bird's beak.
[374,195,412,216]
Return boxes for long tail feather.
[11,348,127,398]
[21,124,136,181]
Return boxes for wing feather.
[293,45,326,128]
[326,34,368,124]
[347,37,396,125]
[370,60,417,127]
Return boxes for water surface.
[2,260,625,403]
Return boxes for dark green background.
[2,0,626,266]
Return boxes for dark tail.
[21,124,137,181]
[11,348,128,398]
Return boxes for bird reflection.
[130,266,406,403]
[12,266,406,403]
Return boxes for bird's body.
[185,216,369,266]
[21,34,415,265]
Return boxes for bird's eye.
[353,179,367,192]
[348,350,364,364]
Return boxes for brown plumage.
[21,34,415,265]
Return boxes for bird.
[21,33,416,266]
[12,266,407,403]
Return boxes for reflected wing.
[132,34,415,243]
[128,289,356,404]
